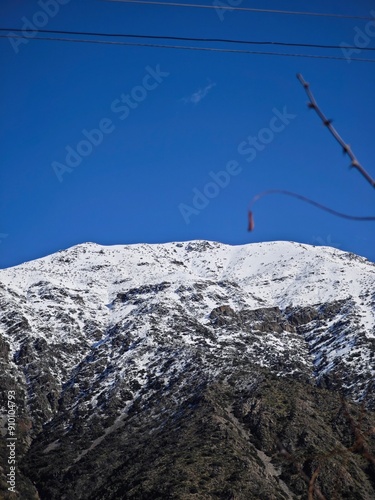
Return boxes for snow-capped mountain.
[0,240,374,499]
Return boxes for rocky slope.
[0,240,374,499]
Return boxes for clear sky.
[1,0,374,269]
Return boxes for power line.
[2,28,375,52]
[103,0,375,21]
[3,34,375,62]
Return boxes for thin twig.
[308,466,321,500]
[277,442,327,500]
[340,394,375,467]
[297,73,375,189]
[247,189,375,231]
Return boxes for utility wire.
[2,27,375,53]
[103,0,375,21]
[3,34,375,63]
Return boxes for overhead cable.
[2,35,375,63]
[2,28,375,52]
[103,0,375,21]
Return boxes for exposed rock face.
[0,240,374,499]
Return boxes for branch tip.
[297,73,375,188]
[247,211,255,231]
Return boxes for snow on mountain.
[1,240,375,499]
[1,240,374,396]
[2,240,373,309]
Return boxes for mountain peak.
[0,240,374,498]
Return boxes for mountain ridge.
[0,240,374,499]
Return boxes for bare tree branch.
[247,189,375,231]
[277,442,327,500]
[308,466,321,500]
[297,73,375,189]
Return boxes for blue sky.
[1,0,374,268]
